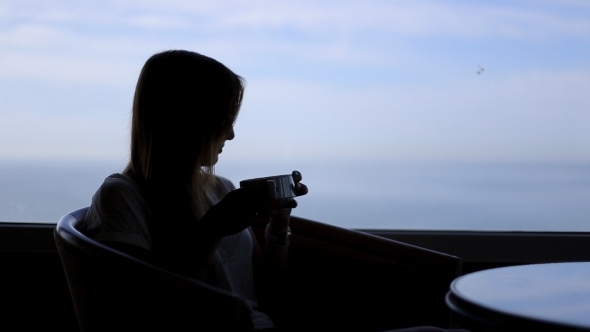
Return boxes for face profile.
[212,126,235,165]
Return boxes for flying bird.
[477,65,485,75]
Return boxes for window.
[1,1,589,230]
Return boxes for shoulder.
[85,173,153,250]
[88,173,146,216]
[206,175,236,205]
[214,175,236,194]
[97,173,142,199]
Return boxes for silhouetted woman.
[86,50,307,330]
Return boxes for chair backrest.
[55,207,254,332]
[257,216,462,332]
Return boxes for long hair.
[124,50,244,274]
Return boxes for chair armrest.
[266,216,462,331]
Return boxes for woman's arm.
[251,171,308,314]
[192,187,265,279]
[262,209,292,268]
[262,171,308,265]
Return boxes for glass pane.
[1,1,589,229]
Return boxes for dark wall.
[3,222,590,331]
[1,251,78,332]
[0,223,77,331]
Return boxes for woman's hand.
[292,170,309,197]
[266,170,308,236]
[198,187,267,238]
[199,170,308,239]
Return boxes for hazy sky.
[1,0,589,163]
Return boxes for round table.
[446,262,590,331]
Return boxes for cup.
[239,174,296,200]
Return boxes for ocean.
[1,160,589,231]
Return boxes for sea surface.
[1,160,589,231]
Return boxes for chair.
[254,216,462,331]
[54,207,255,332]
[56,208,462,332]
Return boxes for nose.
[226,127,235,141]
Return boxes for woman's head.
[128,50,244,183]
[124,51,243,270]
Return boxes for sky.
[1,0,589,164]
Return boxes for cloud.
[0,51,139,85]
[0,112,128,161]
[3,1,590,38]
[0,0,589,162]
[1,0,589,84]
[225,68,590,161]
